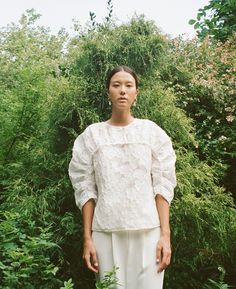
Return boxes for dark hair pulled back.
[106,65,139,90]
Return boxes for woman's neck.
[107,111,134,126]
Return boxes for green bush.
[0,211,61,289]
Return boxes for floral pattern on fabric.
[68,118,176,231]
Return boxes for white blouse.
[68,118,176,232]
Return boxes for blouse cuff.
[153,184,174,205]
[75,191,97,211]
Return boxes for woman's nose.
[120,86,126,95]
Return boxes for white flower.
[219,135,227,142]
[226,115,234,122]
[225,107,232,112]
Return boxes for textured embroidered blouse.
[68,118,176,232]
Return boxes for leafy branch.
[95,266,119,289]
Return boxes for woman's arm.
[82,199,99,273]
[155,194,172,273]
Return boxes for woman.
[68,65,176,289]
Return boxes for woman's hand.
[156,234,171,273]
[83,238,99,273]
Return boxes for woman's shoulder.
[138,118,171,142]
[138,118,156,126]
[72,122,101,141]
[78,121,105,134]
[137,118,165,131]
[84,121,107,134]
[72,122,105,151]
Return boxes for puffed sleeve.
[68,130,97,210]
[151,124,177,205]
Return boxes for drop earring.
[108,99,111,106]
[133,99,137,107]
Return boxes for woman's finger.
[156,242,162,264]
[91,250,99,272]
[83,253,98,273]
[157,247,171,273]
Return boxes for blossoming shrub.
[162,34,236,199]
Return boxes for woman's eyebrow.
[111,80,134,83]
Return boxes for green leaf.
[0,261,7,270]
[189,19,196,25]
[197,13,202,21]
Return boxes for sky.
[0,0,210,38]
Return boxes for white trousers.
[92,227,164,289]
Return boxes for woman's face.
[108,71,138,110]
